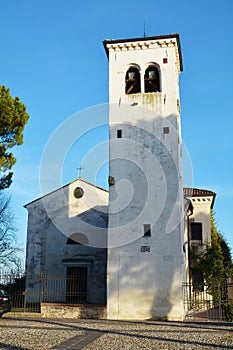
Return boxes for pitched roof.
[183,188,216,197]
[183,187,216,209]
[24,178,108,208]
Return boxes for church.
[25,33,216,321]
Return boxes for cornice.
[103,34,183,73]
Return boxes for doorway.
[66,266,88,303]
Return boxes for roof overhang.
[103,33,183,71]
[183,187,216,209]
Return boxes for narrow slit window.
[117,129,122,138]
[143,224,151,237]
[125,67,141,94]
[144,66,160,93]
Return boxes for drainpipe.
[187,201,193,309]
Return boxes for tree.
[0,193,22,269]
[190,211,232,285]
[0,85,29,189]
[190,211,233,320]
[199,211,232,286]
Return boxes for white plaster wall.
[189,196,213,245]
[107,37,185,320]
[108,43,180,113]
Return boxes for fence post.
[218,283,222,320]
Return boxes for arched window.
[125,67,141,94]
[66,233,89,245]
[144,65,160,93]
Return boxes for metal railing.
[0,273,106,313]
[1,273,232,320]
[183,282,233,321]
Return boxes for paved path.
[1,316,233,349]
[51,331,103,350]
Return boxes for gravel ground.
[0,317,84,349]
[0,316,233,349]
[83,322,233,350]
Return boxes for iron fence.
[1,273,233,320]
[0,273,39,312]
[183,282,233,321]
[0,273,106,313]
[40,274,106,305]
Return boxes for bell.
[148,70,156,79]
[128,71,136,80]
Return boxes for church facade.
[25,179,108,306]
[25,34,216,321]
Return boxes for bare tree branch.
[0,192,23,270]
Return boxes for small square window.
[163,127,169,134]
[163,58,168,64]
[117,130,122,138]
[143,224,151,237]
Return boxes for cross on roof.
[77,165,84,179]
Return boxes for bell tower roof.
[103,33,183,72]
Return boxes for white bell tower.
[103,34,185,321]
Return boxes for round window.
[73,187,84,199]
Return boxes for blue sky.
[1,0,233,255]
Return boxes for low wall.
[41,303,107,319]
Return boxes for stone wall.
[41,303,107,319]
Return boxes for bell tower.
[103,34,185,321]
